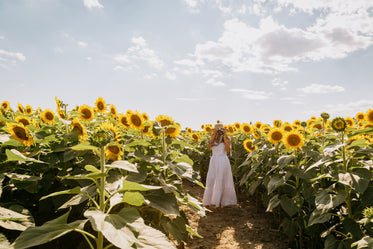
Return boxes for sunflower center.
[313,124,322,130]
[120,117,129,126]
[284,126,292,132]
[368,112,373,122]
[160,120,172,127]
[287,134,301,146]
[81,109,92,119]
[271,131,283,141]
[358,114,364,120]
[131,115,142,127]
[13,126,28,140]
[97,102,105,110]
[335,121,345,129]
[165,127,176,134]
[73,123,84,135]
[143,126,150,133]
[192,134,198,140]
[346,120,353,126]
[2,103,8,109]
[19,118,30,126]
[45,112,54,121]
[243,126,251,133]
[108,145,120,154]
[110,108,116,115]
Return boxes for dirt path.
[182,180,289,249]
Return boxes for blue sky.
[1,0,373,130]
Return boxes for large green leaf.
[58,184,97,209]
[173,154,194,166]
[277,155,295,168]
[121,180,163,191]
[352,236,373,249]
[161,216,187,242]
[280,195,303,218]
[70,142,97,151]
[106,160,139,173]
[12,210,87,249]
[3,173,41,194]
[266,194,280,212]
[144,190,179,215]
[167,162,194,179]
[136,224,176,249]
[267,175,286,194]
[122,191,145,206]
[5,149,46,164]
[338,168,371,193]
[40,186,81,201]
[0,233,13,249]
[0,206,34,231]
[84,208,137,249]
[280,217,298,238]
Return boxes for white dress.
[203,142,237,207]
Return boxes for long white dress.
[203,142,237,207]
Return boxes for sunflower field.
[0,98,373,249]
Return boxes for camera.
[217,128,224,135]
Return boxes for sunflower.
[95,97,106,113]
[293,120,301,126]
[281,123,293,132]
[204,124,213,134]
[273,120,282,128]
[366,109,373,123]
[261,124,271,135]
[128,111,144,131]
[16,116,31,126]
[24,105,33,115]
[118,114,130,129]
[253,129,261,139]
[100,122,120,142]
[109,105,117,117]
[226,125,235,135]
[17,103,25,114]
[357,121,366,128]
[78,105,94,122]
[284,131,304,150]
[191,132,200,142]
[331,117,347,132]
[234,122,241,130]
[142,121,153,136]
[1,101,10,111]
[40,109,55,123]
[364,123,373,128]
[156,115,173,127]
[243,139,256,153]
[7,123,33,147]
[55,96,61,110]
[105,144,123,161]
[57,109,66,119]
[311,122,323,131]
[186,127,193,134]
[201,124,205,130]
[356,112,365,121]
[241,123,252,134]
[142,112,149,121]
[165,122,181,138]
[71,118,87,140]
[268,128,284,144]
[345,117,355,128]
[254,121,262,130]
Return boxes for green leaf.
[249,178,262,196]
[0,174,4,198]
[5,149,46,164]
[122,191,145,206]
[167,162,194,180]
[144,190,180,215]
[0,233,13,249]
[280,195,303,218]
[40,186,81,201]
[0,206,34,231]
[266,194,280,212]
[325,235,338,249]
[84,165,100,173]
[173,154,194,166]
[106,160,139,173]
[12,209,87,249]
[338,168,371,193]
[136,225,176,249]
[267,175,286,194]
[124,140,152,152]
[1,139,23,148]
[70,142,97,151]
[351,236,373,249]
[121,180,163,192]
[161,216,187,242]
[58,184,97,210]
[280,217,298,238]
[308,208,331,227]
[277,155,295,168]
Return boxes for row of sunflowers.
[1,96,373,249]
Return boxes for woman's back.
[211,142,227,156]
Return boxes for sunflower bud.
[363,206,373,220]
[320,112,330,122]
[331,117,347,132]
[300,121,307,127]
[89,129,113,147]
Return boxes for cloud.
[306,99,373,118]
[0,36,4,40]
[165,71,176,80]
[114,36,164,71]
[298,84,345,94]
[176,97,216,101]
[77,41,87,48]
[0,49,26,69]
[206,78,225,86]
[230,88,271,100]
[272,78,288,90]
[83,0,103,9]
[280,97,305,105]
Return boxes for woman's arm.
[223,130,231,153]
[207,128,217,149]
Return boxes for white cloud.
[230,88,271,100]
[144,73,158,80]
[77,41,87,48]
[165,71,176,80]
[0,36,4,40]
[176,97,216,101]
[114,36,164,70]
[83,0,103,9]
[306,99,373,118]
[0,49,26,69]
[280,97,305,105]
[86,57,92,61]
[298,84,345,94]
[272,78,288,90]
[206,78,225,86]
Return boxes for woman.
[203,123,237,210]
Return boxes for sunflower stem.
[162,128,166,164]
[341,132,347,172]
[97,146,106,249]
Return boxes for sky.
[1,0,373,130]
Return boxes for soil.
[182,180,289,249]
